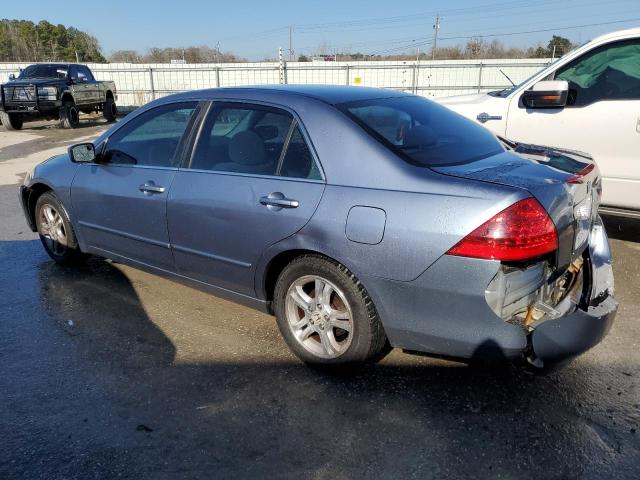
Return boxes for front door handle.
[260,192,299,209]
[139,182,166,194]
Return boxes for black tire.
[59,100,80,129]
[0,110,23,130]
[35,192,85,265]
[273,254,389,365]
[103,96,117,122]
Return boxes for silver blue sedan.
[19,86,617,369]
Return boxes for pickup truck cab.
[0,63,117,130]
[438,28,640,213]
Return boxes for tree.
[297,54,309,62]
[547,35,574,57]
[0,19,105,62]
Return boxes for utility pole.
[289,26,294,61]
[432,15,440,61]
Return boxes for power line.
[369,17,640,56]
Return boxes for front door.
[71,101,199,270]
[506,38,640,209]
[167,102,325,296]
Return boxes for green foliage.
[0,19,106,62]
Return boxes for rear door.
[505,38,640,209]
[72,101,199,270]
[167,102,325,296]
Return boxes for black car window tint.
[556,39,640,106]
[278,124,321,180]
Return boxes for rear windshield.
[18,64,68,80]
[338,96,503,167]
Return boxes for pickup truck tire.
[103,97,117,122]
[0,111,23,131]
[60,100,80,129]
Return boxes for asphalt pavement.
[0,118,638,479]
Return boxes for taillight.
[446,197,558,261]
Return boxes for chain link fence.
[0,59,549,108]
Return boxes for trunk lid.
[432,141,601,268]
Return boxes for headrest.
[403,125,438,148]
[254,125,279,140]
[228,130,266,165]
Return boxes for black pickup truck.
[0,63,117,130]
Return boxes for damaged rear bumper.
[363,217,616,367]
[529,218,617,367]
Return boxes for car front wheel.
[35,192,85,265]
[274,255,389,365]
[60,100,80,129]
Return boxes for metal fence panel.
[0,59,549,108]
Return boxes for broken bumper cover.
[530,218,617,366]
[363,217,616,366]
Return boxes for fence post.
[412,63,417,94]
[215,66,220,87]
[278,48,287,84]
[345,65,350,86]
[477,62,484,93]
[148,67,155,101]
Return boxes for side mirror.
[521,80,568,108]
[8,73,15,81]
[69,143,97,163]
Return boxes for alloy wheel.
[285,275,354,359]
[38,204,68,256]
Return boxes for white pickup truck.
[438,28,640,214]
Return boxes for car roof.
[589,27,640,45]
[189,85,409,106]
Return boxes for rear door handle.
[260,192,299,209]
[139,182,166,194]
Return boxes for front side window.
[77,65,94,82]
[102,102,197,167]
[555,39,640,106]
[340,96,503,167]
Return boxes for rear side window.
[339,96,503,167]
[190,103,322,180]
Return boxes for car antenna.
[498,68,516,87]
[499,69,516,87]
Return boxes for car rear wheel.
[0,111,23,130]
[60,100,80,129]
[103,96,117,122]
[35,192,85,265]
[274,255,389,365]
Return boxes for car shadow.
[1,239,636,479]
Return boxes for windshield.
[18,64,68,80]
[339,96,504,167]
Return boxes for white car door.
[505,38,640,210]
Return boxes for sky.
[3,0,640,60]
